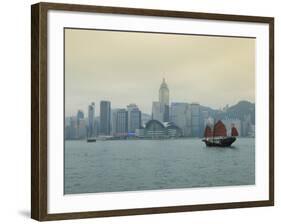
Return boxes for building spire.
[160,77,168,89]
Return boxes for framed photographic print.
[31,2,274,221]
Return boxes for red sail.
[213,120,227,137]
[204,126,213,137]
[231,127,239,136]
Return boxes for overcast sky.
[65,28,255,116]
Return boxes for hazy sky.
[65,28,255,116]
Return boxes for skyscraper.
[100,101,111,135]
[242,114,252,136]
[159,78,169,106]
[76,110,84,123]
[159,78,170,122]
[152,79,170,122]
[116,109,128,137]
[111,108,120,136]
[191,103,200,137]
[152,101,162,121]
[127,104,142,133]
[170,102,192,136]
[88,103,95,137]
[76,110,85,138]
[68,116,77,139]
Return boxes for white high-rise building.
[111,108,120,136]
[152,78,170,122]
[159,78,169,106]
[170,102,192,136]
[191,103,200,137]
[88,102,95,137]
[127,104,142,133]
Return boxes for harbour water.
[64,138,255,194]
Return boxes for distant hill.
[225,101,255,124]
[139,101,255,126]
[198,100,255,125]
[199,105,219,118]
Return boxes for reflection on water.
[64,138,255,194]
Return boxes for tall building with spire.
[152,78,170,122]
[159,78,169,106]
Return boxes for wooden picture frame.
[31,2,274,221]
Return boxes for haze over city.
[64,29,256,194]
[65,28,255,116]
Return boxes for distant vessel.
[202,120,239,147]
[87,137,96,143]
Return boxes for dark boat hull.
[87,138,96,142]
[202,137,236,147]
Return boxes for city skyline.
[65,78,255,140]
[65,98,254,120]
[65,77,254,125]
[65,29,255,116]
[65,91,255,119]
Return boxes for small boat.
[87,138,96,143]
[202,120,239,147]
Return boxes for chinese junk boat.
[202,120,239,147]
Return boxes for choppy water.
[64,138,255,194]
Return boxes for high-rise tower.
[159,78,169,106]
[127,104,142,133]
[88,103,95,137]
[100,101,111,135]
[152,78,170,122]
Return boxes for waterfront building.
[69,116,77,139]
[115,109,128,137]
[191,103,200,137]
[100,101,111,135]
[64,117,73,140]
[242,114,252,137]
[93,117,100,136]
[143,120,182,139]
[127,104,142,134]
[249,124,255,137]
[76,110,85,139]
[201,110,209,136]
[111,108,121,136]
[170,102,192,136]
[165,122,183,137]
[144,120,166,139]
[77,118,87,139]
[135,128,145,138]
[88,103,95,137]
[76,110,84,124]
